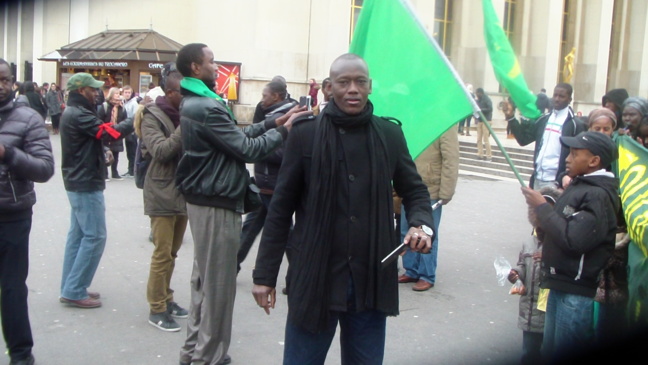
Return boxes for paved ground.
[2,133,533,365]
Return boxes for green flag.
[349,0,474,159]
[617,135,648,324]
[482,0,541,119]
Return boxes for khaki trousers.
[147,215,188,313]
[476,122,492,158]
[180,204,241,365]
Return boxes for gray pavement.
[2,133,531,365]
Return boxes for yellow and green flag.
[349,0,475,159]
[617,135,648,324]
[482,0,541,119]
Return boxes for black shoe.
[179,354,230,365]
[167,301,189,319]
[10,354,35,365]
[148,311,181,332]
[112,174,124,181]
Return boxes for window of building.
[558,0,576,84]
[503,0,516,40]
[433,0,453,55]
[606,0,623,90]
[350,0,364,41]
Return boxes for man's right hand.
[252,285,276,315]
[283,109,313,132]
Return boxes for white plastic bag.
[494,255,512,286]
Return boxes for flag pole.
[477,111,527,187]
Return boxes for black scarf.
[155,96,180,127]
[288,99,396,333]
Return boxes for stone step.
[459,156,535,173]
[459,140,534,156]
[459,162,532,182]
[459,147,534,162]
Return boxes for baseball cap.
[560,131,618,167]
[67,73,104,91]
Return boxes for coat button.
[339,128,346,134]
[348,174,355,181]
[350,216,357,223]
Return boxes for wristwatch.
[420,225,433,236]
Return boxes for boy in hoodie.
[520,131,620,362]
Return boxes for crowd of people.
[2,46,648,365]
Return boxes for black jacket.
[476,93,493,121]
[509,107,587,187]
[537,172,620,297]
[253,99,297,192]
[253,115,433,315]
[60,92,134,192]
[175,89,287,212]
[0,100,54,221]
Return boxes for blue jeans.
[400,201,441,284]
[542,289,594,361]
[283,279,386,365]
[61,191,107,300]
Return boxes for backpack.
[134,138,150,189]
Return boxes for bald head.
[329,53,369,79]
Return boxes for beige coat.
[414,129,460,201]
[140,103,186,216]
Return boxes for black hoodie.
[536,171,620,297]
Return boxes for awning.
[39,29,183,62]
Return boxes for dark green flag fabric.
[483,0,541,119]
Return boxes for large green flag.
[349,0,474,159]
[482,0,541,119]
[617,135,648,324]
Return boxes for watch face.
[422,225,433,236]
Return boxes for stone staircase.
[458,139,534,183]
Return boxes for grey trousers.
[180,204,241,365]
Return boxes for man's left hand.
[403,226,432,254]
[521,187,546,208]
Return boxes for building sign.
[62,61,129,68]
[148,63,165,69]
[216,62,241,102]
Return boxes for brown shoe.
[87,291,100,299]
[398,274,418,283]
[60,297,102,308]
[412,279,434,291]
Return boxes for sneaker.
[10,354,35,365]
[180,355,230,365]
[105,177,111,182]
[167,301,189,318]
[122,172,134,178]
[112,174,124,181]
[148,311,181,332]
[60,296,102,308]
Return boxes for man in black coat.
[252,53,434,364]
[0,58,55,365]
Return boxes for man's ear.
[368,78,373,95]
[190,62,200,78]
[589,155,602,169]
